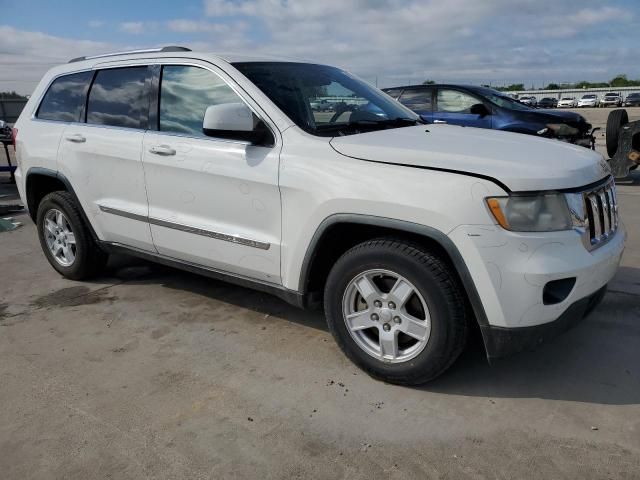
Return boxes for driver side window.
[436,89,480,114]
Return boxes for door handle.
[149,145,176,156]
[65,133,86,143]
[433,120,447,124]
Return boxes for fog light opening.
[543,278,577,305]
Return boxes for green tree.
[0,91,28,100]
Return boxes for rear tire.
[606,109,629,158]
[36,191,108,280]
[323,239,468,385]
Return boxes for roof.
[382,83,492,91]
[65,46,310,67]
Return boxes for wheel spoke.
[56,210,64,228]
[379,332,398,360]
[345,310,375,332]
[62,245,75,264]
[66,232,76,245]
[354,274,380,305]
[398,313,430,341]
[389,278,414,307]
[53,243,63,257]
[45,219,57,236]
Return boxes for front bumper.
[449,222,625,329]
[481,286,606,359]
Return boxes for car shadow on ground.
[101,256,640,406]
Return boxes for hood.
[329,124,609,192]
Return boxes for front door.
[142,63,282,284]
[433,88,492,129]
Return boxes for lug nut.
[371,313,379,321]
[393,316,402,324]
[383,323,391,332]
[388,301,396,309]
[374,300,382,308]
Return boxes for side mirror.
[203,103,273,146]
[470,103,490,117]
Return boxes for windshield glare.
[233,62,418,136]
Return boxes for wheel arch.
[299,214,489,329]
[25,167,101,243]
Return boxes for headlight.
[486,194,573,232]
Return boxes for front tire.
[36,191,108,280]
[324,239,468,385]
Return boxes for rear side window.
[398,88,432,111]
[87,67,148,129]
[159,65,242,136]
[36,71,93,122]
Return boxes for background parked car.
[519,96,537,107]
[538,97,557,108]
[577,94,599,108]
[601,92,623,107]
[624,92,640,107]
[557,97,578,108]
[383,84,595,148]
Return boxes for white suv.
[14,47,625,384]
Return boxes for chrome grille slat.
[580,178,618,251]
[599,191,610,235]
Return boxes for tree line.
[0,91,28,100]
[422,75,640,91]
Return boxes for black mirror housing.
[203,120,274,147]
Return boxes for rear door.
[397,87,433,122]
[58,65,154,251]
[141,61,282,283]
[433,88,492,129]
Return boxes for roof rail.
[68,46,191,63]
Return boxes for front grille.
[581,178,618,250]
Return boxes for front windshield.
[583,95,596,99]
[233,62,419,136]
[475,89,532,111]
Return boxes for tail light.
[11,127,17,152]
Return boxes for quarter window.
[398,89,432,111]
[436,89,480,113]
[87,67,148,129]
[36,71,93,122]
[159,65,243,136]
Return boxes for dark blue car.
[383,84,595,148]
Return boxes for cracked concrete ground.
[0,168,639,479]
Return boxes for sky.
[1,0,639,95]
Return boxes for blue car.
[383,84,596,149]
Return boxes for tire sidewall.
[325,244,462,382]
